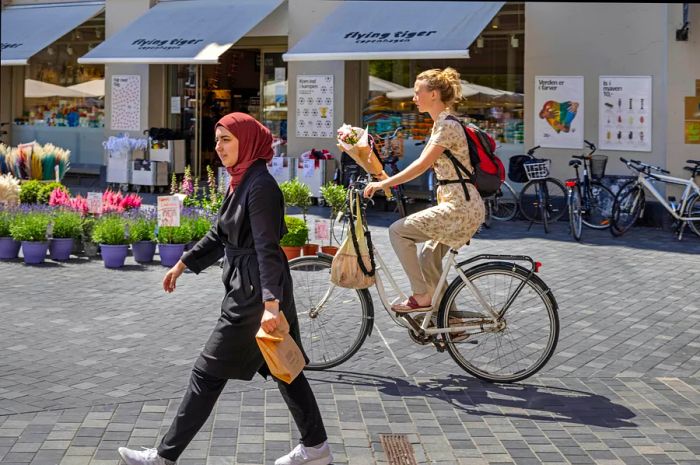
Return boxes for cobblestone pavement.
[1,210,699,465]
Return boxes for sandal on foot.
[392,296,432,314]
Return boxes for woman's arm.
[180,221,225,274]
[248,180,285,304]
[364,143,444,197]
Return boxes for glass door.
[261,50,288,156]
[167,64,199,176]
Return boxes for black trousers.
[157,366,327,461]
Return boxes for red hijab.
[216,112,274,191]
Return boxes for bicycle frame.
[635,171,700,221]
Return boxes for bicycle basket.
[589,155,608,180]
[508,155,531,183]
[524,159,550,181]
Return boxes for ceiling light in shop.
[511,35,519,48]
[47,46,54,56]
[476,36,484,48]
[491,16,499,29]
[95,27,101,39]
[66,45,74,56]
[75,30,82,40]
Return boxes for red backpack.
[439,115,505,200]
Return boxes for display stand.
[297,158,336,198]
[267,157,296,185]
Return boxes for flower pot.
[281,245,302,261]
[132,240,157,263]
[302,243,319,256]
[21,241,49,265]
[100,244,129,269]
[0,237,21,260]
[321,245,339,256]
[159,243,186,267]
[49,238,74,261]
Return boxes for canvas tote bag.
[330,191,376,289]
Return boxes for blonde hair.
[416,67,462,105]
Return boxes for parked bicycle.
[288,176,560,383]
[370,126,409,217]
[513,146,567,233]
[611,158,700,239]
[565,140,615,241]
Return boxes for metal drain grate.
[380,434,418,465]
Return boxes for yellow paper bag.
[255,312,305,384]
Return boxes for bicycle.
[515,146,567,233]
[484,181,519,224]
[289,176,560,383]
[610,158,700,239]
[565,140,615,241]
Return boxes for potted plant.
[0,209,21,260]
[157,223,193,267]
[92,215,130,268]
[183,212,211,250]
[50,209,82,261]
[80,216,99,258]
[129,214,157,263]
[280,179,316,255]
[9,209,51,264]
[280,215,308,260]
[320,182,348,256]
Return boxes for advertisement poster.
[296,75,334,138]
[599,76,652,152]
[110,75,141,131]
[534,76,584,149]
[684,80,700,144]
[157,196,181,227]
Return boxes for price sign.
[87,192,102,214]
[302,159,315,178]
[157,196,181,227]
[314,219,330,242]
[270,157,284,176]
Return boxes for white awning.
[79,0,283,64]
[283,1,503,62]
[1,2,104,66]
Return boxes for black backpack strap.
[442,150,472,202]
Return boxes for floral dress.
[404,110,485,249]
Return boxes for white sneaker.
[118,447,175,465]
[275,441,333,465]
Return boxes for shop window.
[363,5,524,150]
[18,14,105,128]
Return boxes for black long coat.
[181,159,305,380]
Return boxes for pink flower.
[120,193,142,211]
[49,188,71,208]
[70,195,88,215]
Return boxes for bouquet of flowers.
[336,124,392,198]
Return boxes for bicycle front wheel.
[490,182,518,221]
[569,187,583,241]
[289,255,374,370]
[582,181,615,229]
[519,179,567,224]
[438,262,559,383]
[611,181,645,237]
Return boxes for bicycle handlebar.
[584,140,596,150]
[620,157,671,175]
[527,145,541,156]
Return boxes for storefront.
[1,2,106,168]
[284,0,520,195]
[78,0,287,177]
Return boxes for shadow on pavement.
[311,370,637,429]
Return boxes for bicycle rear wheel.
[582,181,614,229]
[569,187,583,241]
[519,179,567,224]
[438,262,559,383]
[289,255,374,370]
[490,182,518,221]
[611,181,645,237]
[685,193,700,238]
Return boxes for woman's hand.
[260,300,281,334]
[163,260,186,293]
[363,180,388,198]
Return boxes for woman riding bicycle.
[364,68,485,313]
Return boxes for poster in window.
[599,76,652,152]
[534,76,584,149]
[296,75,334,138]
[111,75,141,131]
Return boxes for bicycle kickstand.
[677,221,687,241]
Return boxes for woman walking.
[118,113,332,465]
[364,68,485,312]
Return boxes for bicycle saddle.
[686,159,700,165]
[569,160,581,167]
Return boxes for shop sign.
[131,38,204,51]
[598,76,652,152]
[343,30,437,45]
[296,75,334,138]
[111,75,141,132]
[1,42,22,50]
[534,76,584,149]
